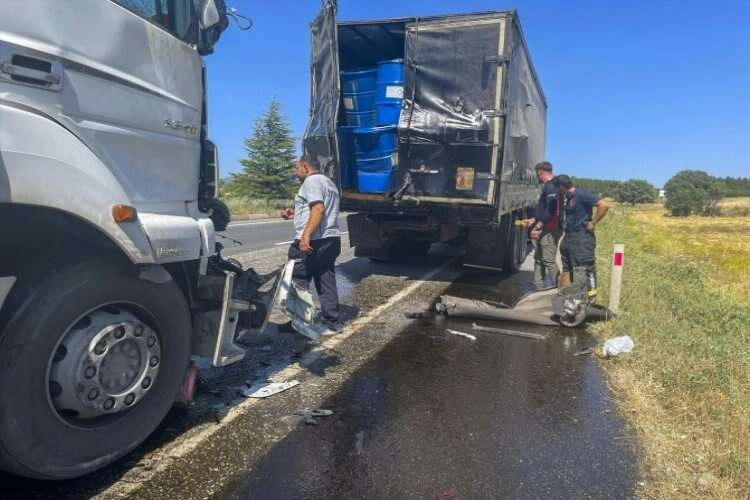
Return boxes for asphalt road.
[0,226,638,500]
[219,215,350,256]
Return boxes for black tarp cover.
[303,0,339,178]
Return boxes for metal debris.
[239,380,300,398]
[294,408,334,425]
[446,329,477,341]
[470,323,547,341]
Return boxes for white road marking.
[96,257,454,500]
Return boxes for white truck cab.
[0,0,269,479]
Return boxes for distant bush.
[571,177,621,198]
[664,170,722,216]
[613,179,657,204]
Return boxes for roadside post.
[609,244,625,314]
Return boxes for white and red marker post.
[609,243,625,314]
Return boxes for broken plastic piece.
[573,347,595,357]
[602,336,635,357]
[446,329,477,341]
[240,380,300,398]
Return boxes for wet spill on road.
[217,275,638,500]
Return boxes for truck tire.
[0,260,191,479]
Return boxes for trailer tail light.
[111,204,137,223]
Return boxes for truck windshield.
[111,0,197,43]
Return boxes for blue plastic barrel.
[336,126,358,190]
[340,68,377,94]
[342,90,376,113]
[357,170,396,193]
[375,102,402,126]
[345,110,377,127]
[375,59,405,126]
[355,149,399,171]
[352,125,398,156]
[376,59,404,84]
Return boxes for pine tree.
[226,99,297,199]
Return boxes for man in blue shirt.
[553,175,610,297]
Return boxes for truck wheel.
[0,260,190,479]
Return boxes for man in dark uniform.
[522,161,562,289]
[553,175,609,297]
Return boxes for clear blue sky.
[206,0,749,187]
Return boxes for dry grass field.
[591,198,750,498]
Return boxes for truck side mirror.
[200,0,221,29]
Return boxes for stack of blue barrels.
[337,59,404,193]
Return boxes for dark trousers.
[288,237,341,323]
[561,230,597,292]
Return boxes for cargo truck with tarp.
[304,2,547,270]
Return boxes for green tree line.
[715,177,750,197]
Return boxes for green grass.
[591,205,750,498]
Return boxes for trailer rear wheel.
[0,260,190,479]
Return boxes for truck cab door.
[303,0,340,181]
[0,0,203,212]
[403,13,509,205]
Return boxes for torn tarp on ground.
[436,288,560,326]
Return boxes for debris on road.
[446,329,477,341]
[240,380,300,398]
[294,408,334,425]
[573,347,595,357]
[437,290,559,326]
[438,285,614,328]
[471,323,548,341]
[602,336,635,358]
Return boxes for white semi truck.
[0,0,275,479]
